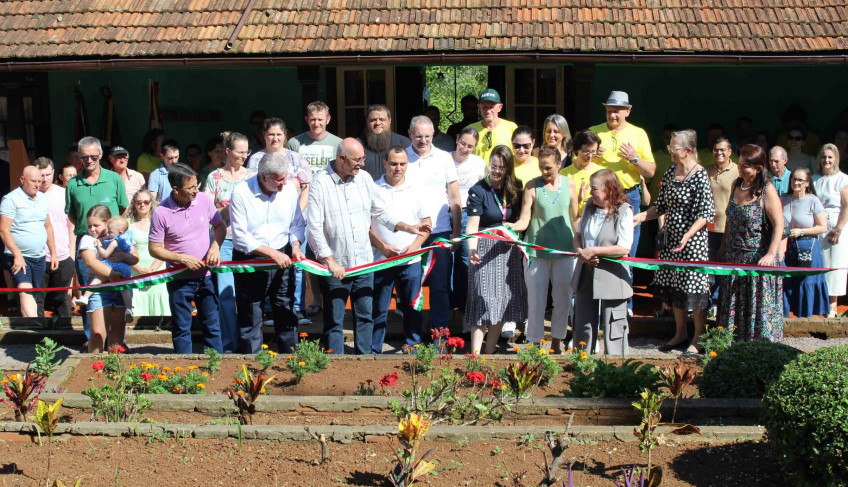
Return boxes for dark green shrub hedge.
[700,341,801,399]
[762,345,848,487]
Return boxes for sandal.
[305,304,322,316]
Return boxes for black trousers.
[36,257,75,318]
[233,246,298,354]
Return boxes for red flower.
[440,354,452,359]
[489,379,503,388]
[139,372,153,382]
[430,327,451,340]
[445,336,465,350]
[108,344,126,354]
[379,372,398,387]
[466,371,486,383]
[91,361,106,372]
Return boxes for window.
[335,67,394,137]
[506,66,564,139]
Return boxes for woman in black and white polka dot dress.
[634,129,715,355]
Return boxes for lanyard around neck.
[486,177,507,220]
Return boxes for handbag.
[655,227,669,252]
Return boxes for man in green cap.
[470,89,517,164]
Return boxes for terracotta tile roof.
[0,0,845,60]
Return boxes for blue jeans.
[625,186,642,311]
[8,255,46,287]
[372,263,423,353]
[214,239,238,353]
[74,235,91,339]
[166,276,222,354]
[318,273,374,355]
[423,231,452,327]
[233,247,298,354]
[451,209,469,312]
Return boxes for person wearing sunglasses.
[511,125,541,186]
[786,129,819,173]
[469,89,517,164]
[126,189,170,321]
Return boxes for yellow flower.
[174,367,182,372]
[473,350,480,354]
[717,326,724,330]
[157,374,168,381]
[578,341,587,347]
[197,383,206,389]
[1,379,7,384]
[538,349,547,355]
[512,346,520,352]
[162,367,171,372]
[268,351,277,357]
[398,412,431,444]
[286,355,293,360]
[187,365,198,370]
[580,352,588,359]
[261,344,269,349]
[260,387,266,394]
[237,390,245,396]
[129,364,137,369]
[565,349,573,354]
[104,353,109,358]
[203,372,209,377]
[540,339,548,345]
[144,363,155,370]
[548,349,555,354]
[413,344,420,349]
[709,351,718,358]
[298,361,306,366]
[299,332,309,338]
[9,374,18,382]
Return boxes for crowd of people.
[1,90,847,356]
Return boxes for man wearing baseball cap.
[470,89,517,163]
[109,145,146,204]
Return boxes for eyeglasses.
[181,185,199,192]
[343,154,366,164]
[579,149,597,156]
[79,154,101,162]
[788,135,804,141]
[712,148,729,153]
[512,142,532,150]
[135,200,151,205]
[233,150,251,157]
[791,179,808,184]
[667,146,685,152]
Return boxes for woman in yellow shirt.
[561,130,603,219]
[512,126,541,186]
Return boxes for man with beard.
[356,105,411,177]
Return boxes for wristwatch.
[630,157,639,165]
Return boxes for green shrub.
[762,345,848,487]
[563,359,660,398]
[700,341,801,398]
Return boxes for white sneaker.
[500,321,516,338]
[73,296,89,306]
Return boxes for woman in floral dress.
[634,129,714,355]
[204,131,256,353]
[717,145,785,341]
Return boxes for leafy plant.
[31,398,64,486]
[425,65,488,132]
[762,345,848,486]
[226,365,275,425]
[561,343,597,374]
[286,338,330,382]
[1,364,48,421]
[413,344,436,372]
[564,360,660,398]
[632,389,666,479]
[354,380,377,396]
[500,361,544,399]
[698,325,733,365]
[701,341,801,399]
[514,342,563,384]
[204,347,222,373]
[657,359,698,423]
[32,338,64,377]
[82,345,152,422]
[255,344,278,371]
[389,413,436,487]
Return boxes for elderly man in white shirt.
[405,115,462,332]
[307,138,431,355]
[230,152,306,354]
[370,147,431,353]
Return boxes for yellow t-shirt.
[136,153,162,173]
[514,157,541,186]
[561,163,602,216]
[471,119,518,164]
[589,122,654,190]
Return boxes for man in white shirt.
[406,115,462,331]
[34,157,76,318]
[370,147,431,353]
[307,138,430,355]
[230,152,306,354]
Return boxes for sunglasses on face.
[79,154,101,162]
[512,142,532,150]
[788,135,804,141]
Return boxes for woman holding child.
[78,205,138,353]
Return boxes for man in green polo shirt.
[65,136,129,233]
[470,89,517,164]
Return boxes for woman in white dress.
[812,143,848,317]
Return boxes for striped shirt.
[306,165,399,269]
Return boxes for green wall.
[587,64,848,149]
[48,67,310,167]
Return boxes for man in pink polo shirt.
[149,163,226,353]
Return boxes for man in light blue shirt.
[769,146,791,196]
[0,166,58,317]
[148,139,180,202]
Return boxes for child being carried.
[74,216,136,323]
